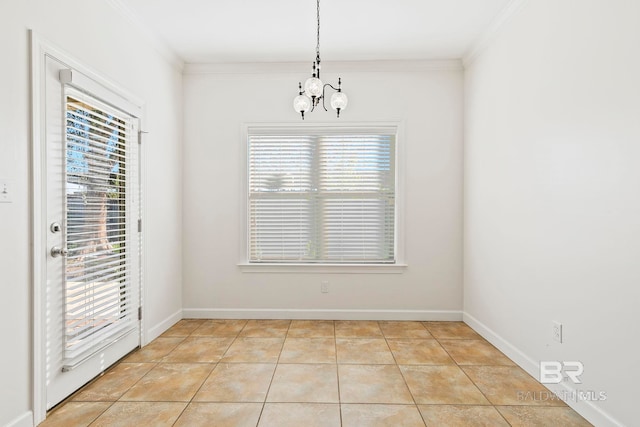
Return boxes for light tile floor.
[40,320,593,427]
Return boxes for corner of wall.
[145,309,183,344]
[462,0,530,68]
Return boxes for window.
[247,126,396,264]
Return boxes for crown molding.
[103,0,184,72]
[183,59,463,75]
[463,0,530,67]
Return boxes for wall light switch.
[0,179,12,203]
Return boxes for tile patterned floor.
[40,320,593,427]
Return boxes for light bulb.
[304,77,323,98]
[330,91,348,110]
[293,94,311,113]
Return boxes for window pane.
[319,135,393,192]
[321,197,395,262]
[249,135,314,193]
[248,128,396,264]
[249,197,315,261]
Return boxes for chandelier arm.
[323,83,340,92]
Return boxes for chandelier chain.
[316,0,320,58]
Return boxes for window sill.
[238,263,408,274]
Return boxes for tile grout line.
[255,319,293,426]
[334,321,343,427]
[85,403,114,427]
[387,321,428,427]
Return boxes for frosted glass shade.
[293,94,312,113]
[304,77,323,97]
[330,91,348,110]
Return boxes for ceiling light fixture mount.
[293,0,348,120]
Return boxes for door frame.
[30,31,148,425]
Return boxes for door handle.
[51,246,69,258]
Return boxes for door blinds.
[248,128,396,263]
[63,89,138,367]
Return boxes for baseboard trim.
[145,309,183,344]
[182,308,462,321]
[463,312,625,427]
[4,411,33,427]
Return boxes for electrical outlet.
[552,321,563,343]
[321,280,329,293]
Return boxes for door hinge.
[137,218,142,232]
[138,306,142,320]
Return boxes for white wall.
[182,63,463,319]
[464,1,640,426]
[0,1,183,425]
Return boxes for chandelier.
[293,0,348,120]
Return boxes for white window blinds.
[64,89,139,366]
[248,127,396,264]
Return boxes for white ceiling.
[119,0,512,64]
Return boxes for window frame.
[239,122,406,273]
